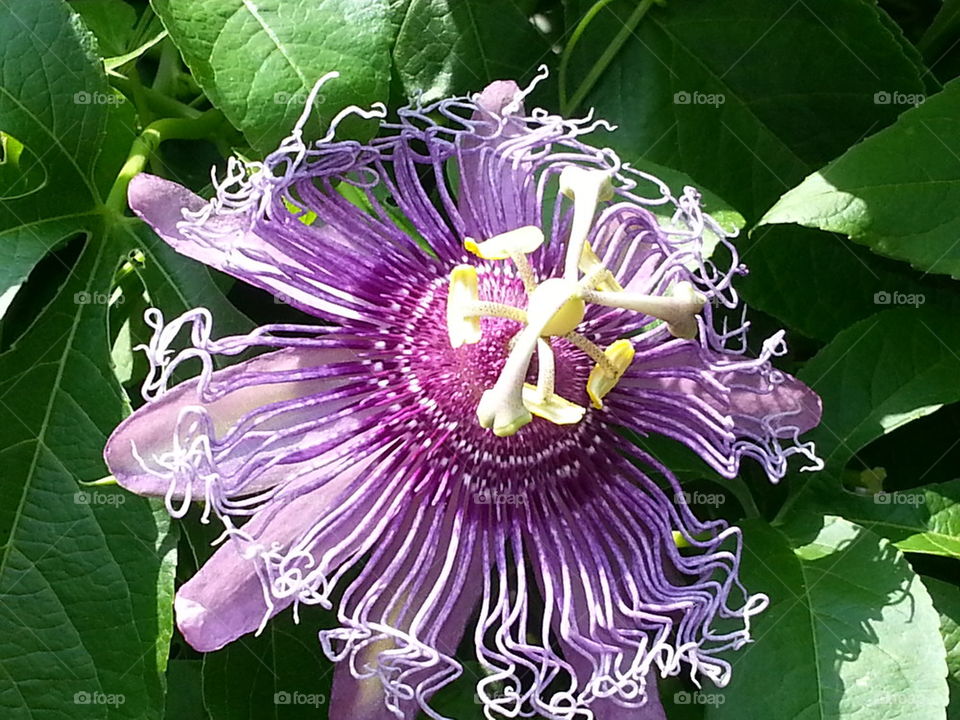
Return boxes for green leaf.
[706,516,949,720]
[760,79,960,277]
[924,577,960,719]
[393,0,550,102]
[151,0,395,152]
[0,0,136,319]
[573,0,926,219]
[126,223,254,340]
[71,0,139,57]
[797,308,960,471]
[200,598,336,720]
[789,480,960,558]
[0,232,177,719]
[739,225,960,342]
[164,660,208,720]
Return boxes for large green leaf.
[706,517,948,720]
[0,231,177,720]
[572,0,925,219]
[790,480,960,558]
[797,308,960,471]
[924,578,960,719]
[151,0,394,152]
[738,225,960,342]
[393,0,550,101]
[0,0,134,319]
[760,79,960,277]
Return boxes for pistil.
[447,165,708,435]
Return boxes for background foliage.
[0,0,958,718]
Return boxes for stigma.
[446,168,706,436]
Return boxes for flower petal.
[104,345,360,501]
[174,459,379,652]
[613,339,822,480]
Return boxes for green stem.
[105,109,225,212]
[562,0,658,117]
[720,476,761,519]
[558,0,618,112]
[152,38,180,96]
[112,75,201,120]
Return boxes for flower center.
[446,168,707,437]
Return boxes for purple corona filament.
[105,69,822,720]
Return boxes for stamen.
[465,226,542,293]
[586,339,635,409]
[583,281,706,339]
[578,242,623,292]
[446,265,482,348]
[535,338,556,398]
[521,339,586,425]
[477,281,583,436]
[565,331,612,370]
[464,302,527,324]
[464,226,544,260]
[448,169,706,433]
[559,167,614,281]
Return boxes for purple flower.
[105,72,822,720]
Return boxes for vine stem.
[560,0,659,117]
[104,109,225,213]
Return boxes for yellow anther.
[586,339,635,409]
[521,385,586,425]
[464,226,544,260]
[528,278,585,337]
[446,265,482,348]
[579,242,623,292]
